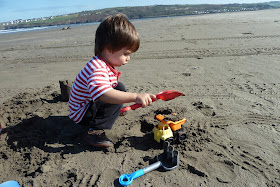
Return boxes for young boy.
[68,14,156,147]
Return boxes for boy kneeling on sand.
[68,14,156,147]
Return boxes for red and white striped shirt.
[68,56,121,123]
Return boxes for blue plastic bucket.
[0,181,20,187]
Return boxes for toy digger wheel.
[178,132,187,142]
[176,128,187,143]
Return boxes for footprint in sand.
[192,101,216,117]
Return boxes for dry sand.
[0,9,280,186]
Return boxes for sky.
[0,0,273,23]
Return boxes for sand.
[0,9,280,186]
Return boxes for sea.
[0,16,179,35]
[0,22,100,35]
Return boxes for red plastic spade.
[120,90,185,114]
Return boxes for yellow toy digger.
[152,114,187,143]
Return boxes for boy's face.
[103,47,132,67]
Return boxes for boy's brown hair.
[94,14,140,56]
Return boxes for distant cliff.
[2,2,280,30]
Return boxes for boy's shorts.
[78,82,125,130]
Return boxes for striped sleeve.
[86,59,112,101]
[68,56,119,124]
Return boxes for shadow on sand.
[4,115,90,154]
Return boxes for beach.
[0,9,280,186]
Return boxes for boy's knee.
[116,82,126,92]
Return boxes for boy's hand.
[135,93,157,108]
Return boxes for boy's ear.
[104,46,113,54]
[105,48,113,54]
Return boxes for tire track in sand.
[177,114,280,185]
[134,47,280,59]
[143,34,280,43]
[208,114,280,185]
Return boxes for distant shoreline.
[1,7,280,35]
[0,14,208,35]
[2,2,280,30]
[0,22,100,35]
[0,8,271,35]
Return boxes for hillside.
[2,2,280,29]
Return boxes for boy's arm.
[99,89,156,108]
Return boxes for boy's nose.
[127,56,130,61]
